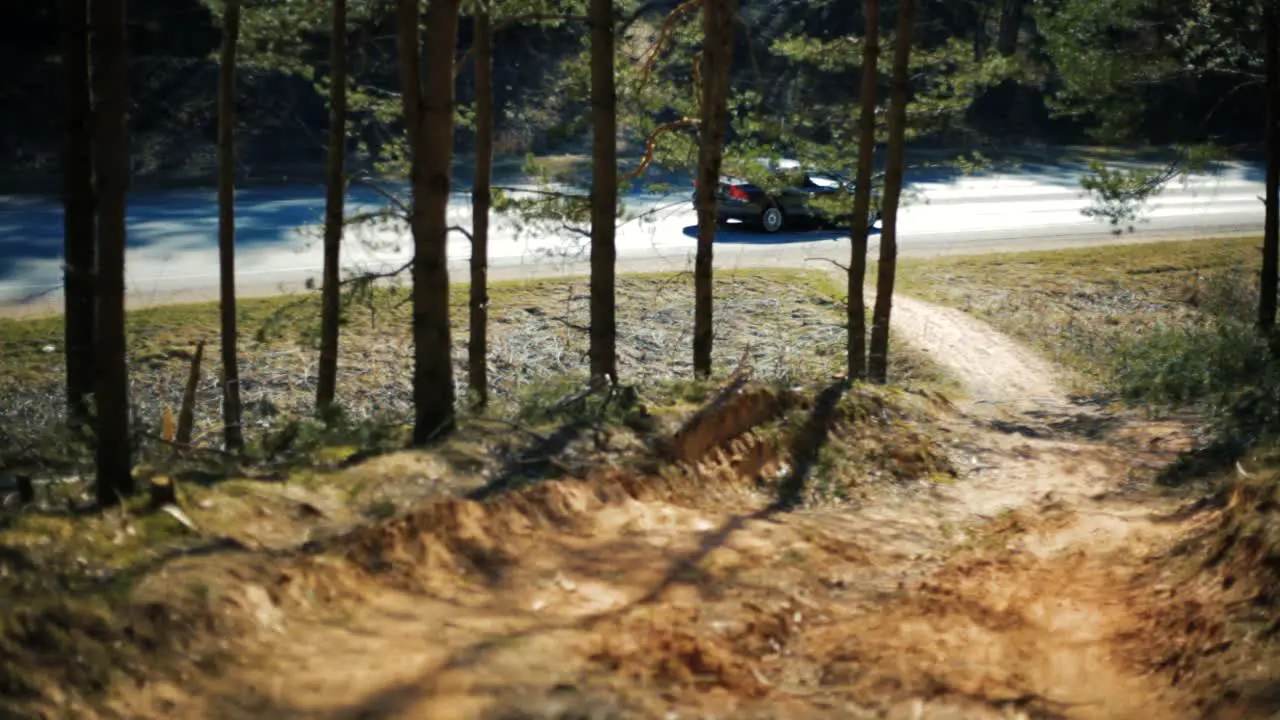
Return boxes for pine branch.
[623,117,700,180]
[637,0,702,89]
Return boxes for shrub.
[1108,317,1274,408]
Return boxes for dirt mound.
[1214,473,1280,586]
[589,605,777,699]
[70,383,955,718]
[337,427,779,596]
[666,381,795,463]
[802,508,1191,719]
[1114,470,1280,719]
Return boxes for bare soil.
[7,292,1279,719]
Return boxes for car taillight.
[729,185,749,201]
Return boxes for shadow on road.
[682,222,881,245]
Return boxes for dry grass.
[893,236,1262,393]
[0,270,946,471]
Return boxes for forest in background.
[1,0,1271,190]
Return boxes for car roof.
[757,157,802,171]
[720,169,848,185]
[721,157,809,180]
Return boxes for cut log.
[176,340,205,446]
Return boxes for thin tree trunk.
[848,0,880,381]
[692,0,736,379]
[868,0,916,384]
[995,0,1023,57]
[63,0,96,427]
[92,0,133,505]
[470,5,493,407]
[590,0,618,383]
[400,0,459,444]
[1263,2,1279,334]
[316,0,348,411]
[217,0,244,451]
[396,0,420,140]
[973,1,987,62]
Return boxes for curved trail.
[889,293,1065,406]
[99,296,1211,719]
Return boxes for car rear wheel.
[759,206,785,233]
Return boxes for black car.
[694,159,881,234]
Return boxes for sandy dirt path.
[95,294,1212,720]
[888,293,1065,405]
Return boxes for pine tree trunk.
[848,0,880,381]
[400,0,459,444]
[316,0,348,411]
[63,0,95,427]
[92,0,133,505]
[470,5,493,407]
[973,2,987,63]
[995,0,1023,57]
[217,0,244,450]
[396,0,420,139]
[590,0,618,383]
[868,0,916,384]
[692,0,737,380]
[1262,3,1279,334]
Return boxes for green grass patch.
[894,236,1264,396]
[893,235,1280,483]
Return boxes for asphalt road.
[0,159,1265,318]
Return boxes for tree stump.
[16,475,34,505]
[149,475,177,509]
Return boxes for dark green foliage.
[1109,318,1274,407]
[1077,145,1226,229]
[255,402,406,465]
